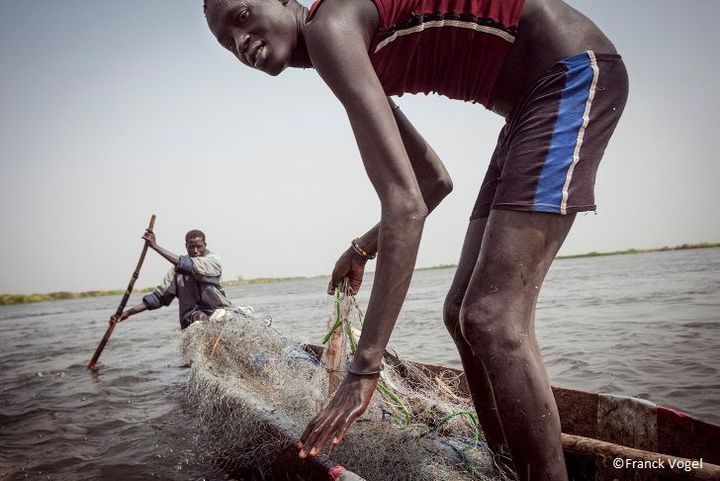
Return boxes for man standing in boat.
[111,229,234,329]
[203,0,628,478]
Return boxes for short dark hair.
[185,229,206,243]
[204,0,242,15]
[203,0,219,13]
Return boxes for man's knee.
[459,294,526,358]
[443,290,464,341]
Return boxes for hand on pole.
[142,229,157,248]
[109,311,130,326]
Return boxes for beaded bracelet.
[351,238,376,260]
[345,361,383,377]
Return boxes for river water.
[1,248,718,480]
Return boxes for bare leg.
[443,218,508,459]
[460,209,575,481]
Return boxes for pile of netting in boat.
[179,296,506,481]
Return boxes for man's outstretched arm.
[300,5,434,457]
[143,230,221,282]
[110,301,148,325]
[109,269,176,325]
[142,230,180,265]
[327,97,453,294]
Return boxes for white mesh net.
[179,297,507,481]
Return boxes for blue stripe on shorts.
[533,52,596,213]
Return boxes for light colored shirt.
[142,249,233,328]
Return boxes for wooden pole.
[87,214,156,369]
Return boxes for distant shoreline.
[555,242,720,260]
[2,242,718,306]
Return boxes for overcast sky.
[1,0,719,294]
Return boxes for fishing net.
[180,294,509,481]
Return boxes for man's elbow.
[422,175,453,210]
[437,175,453,198]
[384,196,429,223]
[143,293,163,310]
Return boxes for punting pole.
[87,214,156,369]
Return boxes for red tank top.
[308,0,524,107]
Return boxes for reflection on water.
[1,248,718,480]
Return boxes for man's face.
[186,237,206,257]
[205,0,298,76]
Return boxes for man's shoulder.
[306,0,378,46]
[199,251,223,268]
[204,251,221,261]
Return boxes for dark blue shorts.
[471,51,629,219]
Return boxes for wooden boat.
[231,345,720,481]
[393,355,720,481]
